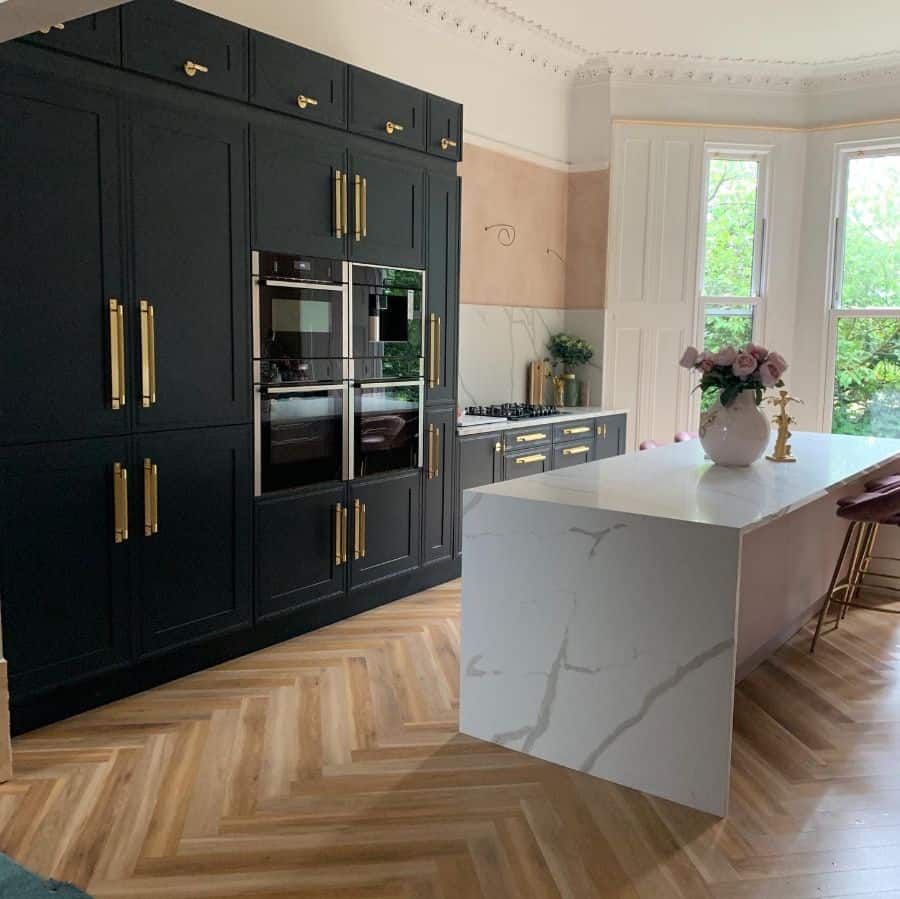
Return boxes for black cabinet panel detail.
[423,408,455,566]
[0,74,125,445]
[427,95,462,161]
[256,485,348,621]
[22,8,121,65]
[349,68,426,152]
[137,425,252,655]
[0,438,132,697]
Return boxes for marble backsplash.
[458,304,605,407]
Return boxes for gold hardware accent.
[515,453,546,465]
[360,502,367,558]
[428,314,440,388]
[495,441,502,454]
[516,432,547,444]
[563,425,590,436]
[385,121,405,135]
[361,177,367,238]
[38,23,65,33]
[427,424,440,479]
[440,137,457,151]
[562,445,590,456]
[113,462,128,543]
[143,458,159,536]
[354,498,361,560]
[766,389,804,463]
[334,170,343,238]
[341,505,348,563]
[354,174,361,242]
[297,94,319,109]
[341,173,349,239]
[139,300,157,407]
[597,423,607,438]
[335,503,344,565]
[183,60,209,78]
[108,299,126,410]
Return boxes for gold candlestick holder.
[765,389,803,462]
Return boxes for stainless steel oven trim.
[261,278,345,291]
[263,383,347,395]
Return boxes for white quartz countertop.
[457,406,628,436]
[468,432,900,532]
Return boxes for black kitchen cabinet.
[22,8,121,65]
[256,485,348,620]
[129,100,250,431]
[122,0,248,101]
[595,414,627,459]
[136,425,252,655]
[349,470,421,588]
[251,122,347,258]
[349,67,426,152]
[425,173,460,404]
[250,32,347,128]
[0,71,126,445]
[459,432,503,492]
[0,438,132,697]
[427,95,463,161]
[423,408,455,566]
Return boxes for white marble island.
[460,432,900,815]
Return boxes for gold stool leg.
[843,522,878,620]
[811,521,857,653]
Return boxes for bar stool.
[810,482,900,652]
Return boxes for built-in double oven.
[252,250,425,495]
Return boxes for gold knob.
[183,60,209,77]
[39,22,65,33]
[495,441,502,453]
[385,121,405,135]
[297,94,319,109]
[440,137,458,150]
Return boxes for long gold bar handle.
[361,177,367,238]
[334,170,343,238]
[516,432,547,443]
[341,173,348,241]
[515,453,546,465]
[353,175,361,242]
[335,502,344,565]
[143,458,159,536]
[140,300,157,407]
[427,424,440,479]
[354,498,361,560]
[108,299,126,409]
[360,502,367,559]
[562,445,591,456]
[341,507,348,564]
[428,314,437,388]
[434,315,440,387]
[563,426,590,436]
[113,462,128,543]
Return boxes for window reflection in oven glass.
[355,385,420,477]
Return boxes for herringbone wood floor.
[2,580,900,898]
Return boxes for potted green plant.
[547,333,594,406]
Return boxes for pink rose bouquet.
[678,342,788,407]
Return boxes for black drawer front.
[503,448,550,480]
[503,425,552,451]
[122,0,248,100]
[250,32,347,127]
[22,9,121,65]
[349,67,426,151]
[552,441,595,470]
[552,418,595,443]
[427,95,462,161]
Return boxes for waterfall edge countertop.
[457,406,629,435]
[467,431,900,532]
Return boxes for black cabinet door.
[349,471,421,588]
[136,425,252,655]
[348,68,426,152]
[250,32,347,128]
[423,408,455,566]
[426,95,462,161]
[458,432,502,491]
[122,0,248,100]
[0,72,126,445]
[251,123,347,258]
[256,485,347,621]
[0,438,132,699]
[595,414,627,459]
[129,100,250,431]
[22,8,121,65]
[425,173,460,405]
[349,142,425,268]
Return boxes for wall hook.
[484,223,516,246]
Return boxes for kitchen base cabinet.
[137,425,252,655]
[349,470,421,588]
[595,414,627,459]
[423,408,455,565]
[256,485,347,621]
[0,438,132,698]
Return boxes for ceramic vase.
[699,391,771,467]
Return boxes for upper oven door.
[254,277,347,385]
[350,265,423,381]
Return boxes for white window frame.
[823,139,900,433]
[695,145,772,352]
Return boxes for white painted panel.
[611,326,643,449]
[649,328,687,443]
[617,139,651,303]
[656,141,694,305]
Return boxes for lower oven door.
[351,380,423,479]
[255,384,348,495]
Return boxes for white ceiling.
[495,0,900,66]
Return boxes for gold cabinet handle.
[297,94,318,109]
[341,173,349,240]
[113,462,128,543]
[143,458,159,536]
[563,426,590,436]
[385,121,404,135]
[562,445,591,456]
[353,174,361,242]
[139,300,157,407]
[334,169,343,238]
[361,502,367,558]
[427,423,440,479]
[108,298,126,410]
[39,23,65,33]
[335,502,344,565]
[183,60,209,77]
[515,453,546,465]
[428,314,438,388]
[341,506,348,563]
[597,423,607,437]
[440,137,457,151]
[516,432,547,444]
[495,441,502,454]
[361,177,367,238]
[354,498,361,560]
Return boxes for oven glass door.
[352,381,422,478]
[256,385,347,495]
[256,279,346,385]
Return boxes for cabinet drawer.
[22,8,121,65]
[552,441,595,470]
[503,425,551,450]
[122,0,248,100]
[552,418,595,443]
[427,95,462,161]
[250,32,346,127]
[503,448,550,480]
[349,67,425,152]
